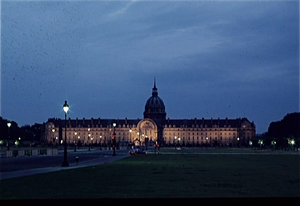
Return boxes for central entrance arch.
[135,118,158,147]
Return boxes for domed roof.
[144,79,166,114]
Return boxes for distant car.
[129,148,146,155]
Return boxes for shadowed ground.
[0,148,299,198]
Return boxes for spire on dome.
[152,77,158,96]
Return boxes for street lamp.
[74,132,77,152]
[112,123,116,156]
[258,139,263,150]
[271,140,276,151]
[7,122,11,151]
[62,100,69,167]
[88,133,91,151]
[78,136,80,149]
[52,128,55,149]
[288,138,295,151]
[174,136,177,149]
[142,134,145,150]
[129,129,132,146]
[99,135,102,150]
[145,136,149,150]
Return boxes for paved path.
[0,149,130,180]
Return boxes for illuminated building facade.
[43,81,256,147]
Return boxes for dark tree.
[267,113,300,148]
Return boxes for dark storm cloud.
[1,1,298,133]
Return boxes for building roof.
[47,117,254,128]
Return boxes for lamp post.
[56,136,58,147]
[62,100,69,167]
[88,133,91,151]
[288,138,295,151]
[142,134,144,150]
[129,129,132,147]
[112,123,116,156]
[174,136,177,149]
[258,139,263,150]
[7,122,11,151]
[78,136,80,149]
[52,129,55,149]
[137,132,140,147]
[271,140,276,151]
[74,132,77,152]
[145,136,149,150]
[100,136,102,150]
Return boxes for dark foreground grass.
[0,154,299,198]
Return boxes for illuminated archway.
[136,118,158,146]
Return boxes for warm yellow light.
[129,129,132,133]
[75,132,77,135]
[113,123,116,127]
[7,122,11,128]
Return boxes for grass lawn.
[0,153,299,198]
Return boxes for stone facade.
[43,81,256,147]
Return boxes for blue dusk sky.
[1,0,299,134]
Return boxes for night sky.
[1,1,299,134]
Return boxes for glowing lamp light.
[63,101,69,113]
[7,122,11,128]
[291,140,295,145]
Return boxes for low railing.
[4,149,58,158]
